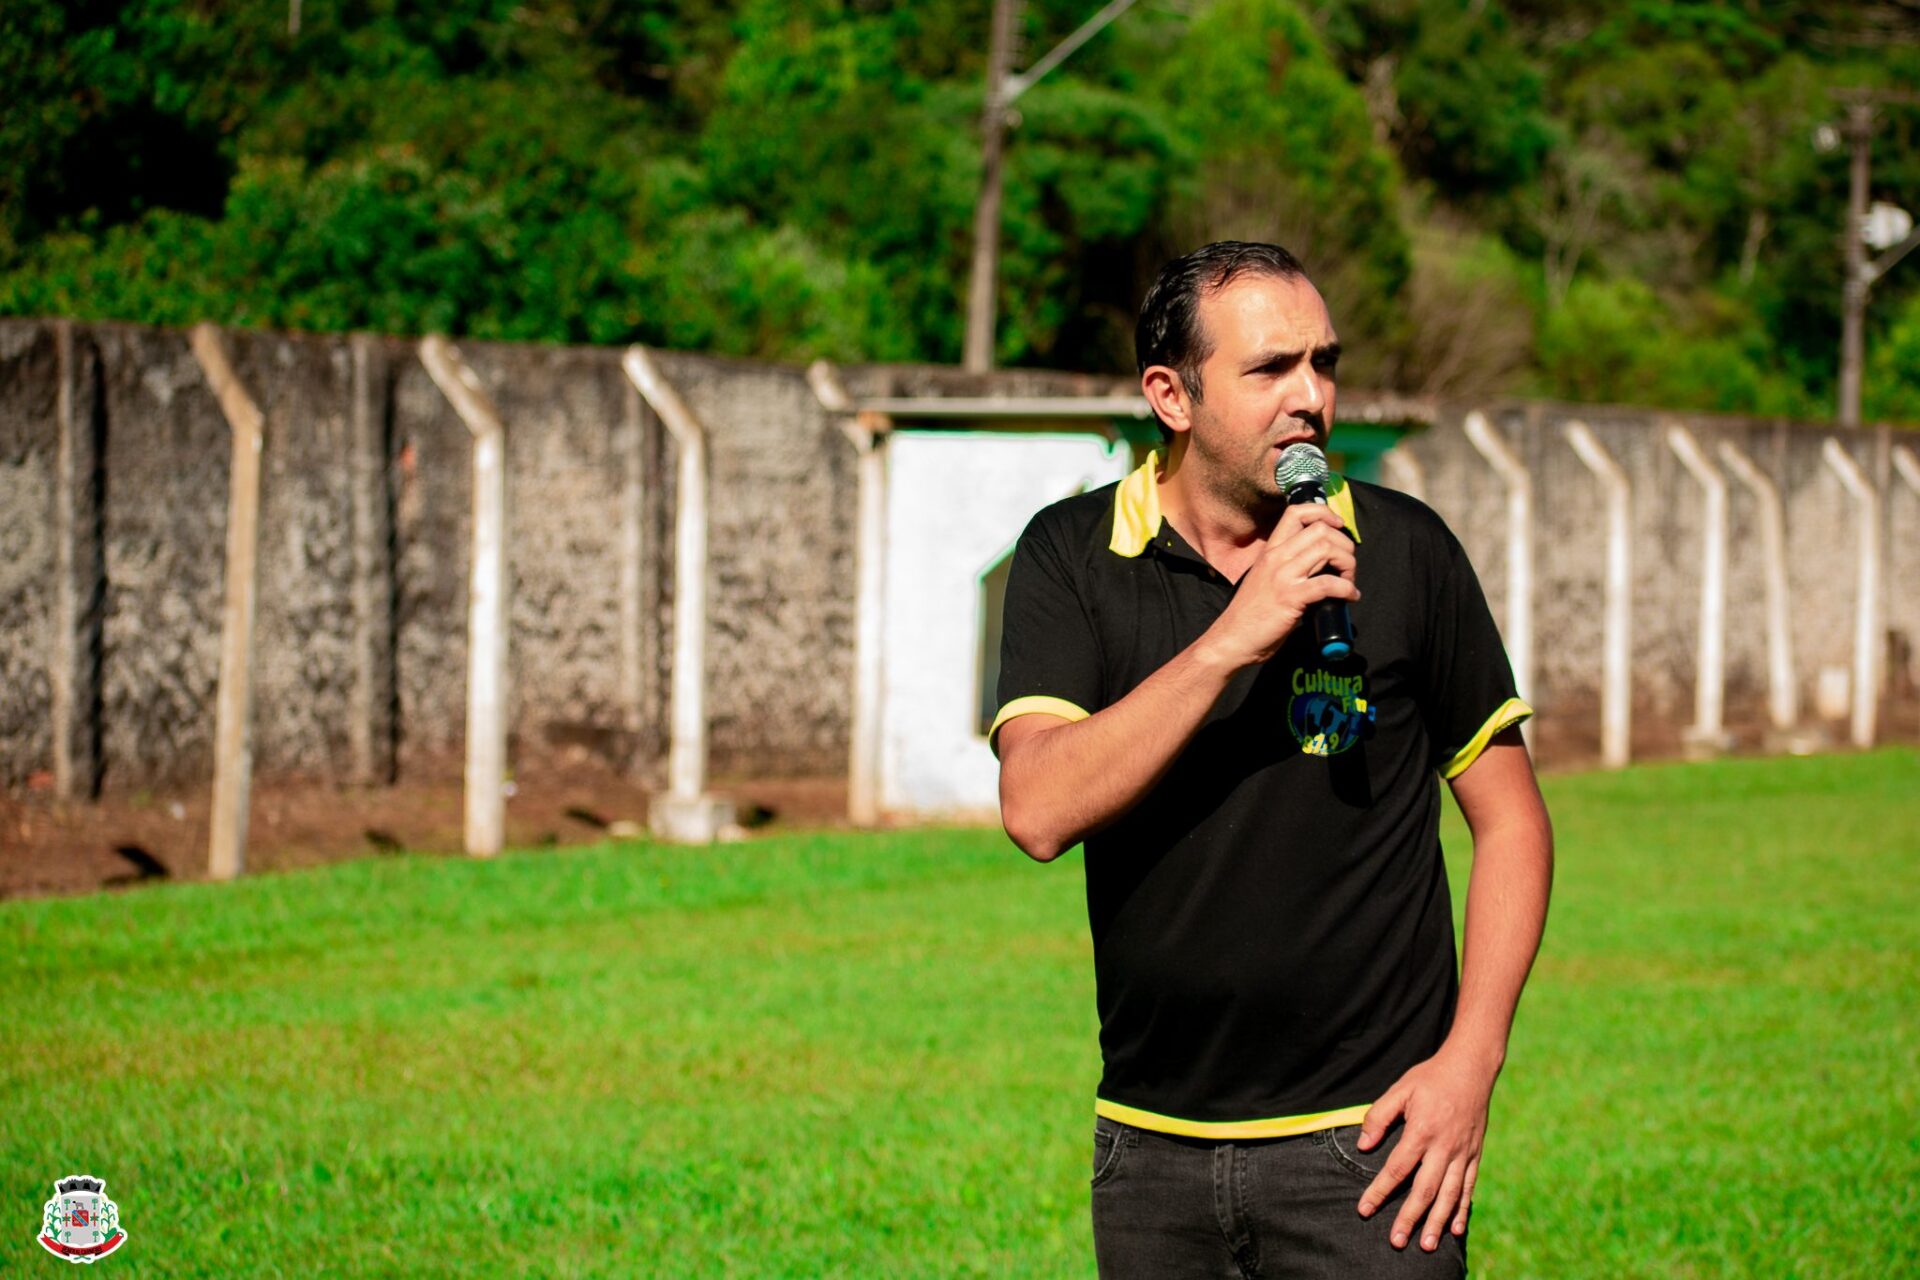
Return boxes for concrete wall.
[0,320,876,790]
[1,315,1914,794]
[1399,401,1918,760]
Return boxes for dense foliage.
[3,0,1917,419]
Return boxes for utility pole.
[963,0,1142,373]
[1833,89,1920,428]
[964,0,1021,374]
[1839,99,1873,429]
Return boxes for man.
[991,241,1552,1277]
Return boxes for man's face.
[1181,272,1339,508]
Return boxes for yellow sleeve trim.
[988,695,1090,756]
[1439,696,1534,779]
[1095,1098,1371,1140]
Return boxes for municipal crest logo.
[38,1176,126,1264]
[1288,666,1376,757]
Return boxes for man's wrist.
[1187,630,1250,678]
[1439,1030,1508,1079]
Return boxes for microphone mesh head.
[1275,442,1330,492]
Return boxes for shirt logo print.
[1287,667,1377,757]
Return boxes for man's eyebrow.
[1241,347,1303,371]
[1241,342,1342,371]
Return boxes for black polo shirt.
[991,452,1529,1138]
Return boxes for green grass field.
[4,749,1916,1278]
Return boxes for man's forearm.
[999,636,1240,860]
[1443,810,1553,1071]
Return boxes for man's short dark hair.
[1136,241,1309,437]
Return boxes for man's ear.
[1141,365,1193,436]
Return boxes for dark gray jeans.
[1090,1115,1469,1278]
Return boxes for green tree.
[3,0,1917,414]
[1316,0,1553,199]
[1865,291,1920,426]
[1149,0,1410,384]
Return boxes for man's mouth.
[1270,418,1325,452]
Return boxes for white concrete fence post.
[1895,444,1920,498]
[419,336,509,857]
[1665,424,1730,753]
[189,323,266,880]
[844,411,891,827]
[1564,421,1632,769]
[1822,438,1882,749]
[1717,442,1798,735]
[1462,412,1534,740]
[808,360,890,828]
[1381,445,1427,503]
[622,346,737,843]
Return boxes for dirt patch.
[0,763,849,904]
[7,708,1916,904]
[1528,697,1920,772]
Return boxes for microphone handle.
[1311,596,1354,662]
[1286,484,1356,662]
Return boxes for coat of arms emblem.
[38,1175,126,1263]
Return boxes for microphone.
[1274,442,1356,661]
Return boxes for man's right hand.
[1199,503,1359,671]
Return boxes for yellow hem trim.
[1095,1098,1371,1140]
[988,695,1090,756]
[1439,696,1534,779]
[1107,452,1361,555]
[1109,451,1162,557]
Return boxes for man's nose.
[1286,362,1324,415]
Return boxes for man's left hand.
[1353,1046,1500,1251]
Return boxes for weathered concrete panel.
[0,322,59,785]
[1889,448,1920,709]
[455,342,639,766]
[389,345,475,777]
[657,350,856,777]
[94,324,230,788]
[224,328,360,778]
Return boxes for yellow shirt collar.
[1108,450,1361,557]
